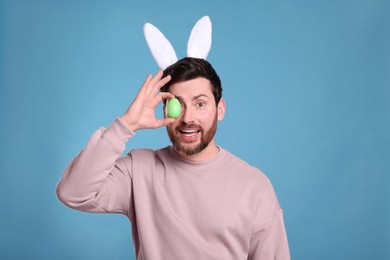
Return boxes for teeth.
[181,130,198,133]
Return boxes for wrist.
[119,116,138,132]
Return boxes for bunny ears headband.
[144,16,212,69]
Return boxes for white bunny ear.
[144,23,178,69]
[187,16,212,59]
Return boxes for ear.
[217,97,226,121]
[144,23,178,69]
[187,16,212,59]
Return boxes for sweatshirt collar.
[167,145,227,171]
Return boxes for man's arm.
[56,71,175,215]
[247,180,291,260]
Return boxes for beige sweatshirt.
[56,118,290,260]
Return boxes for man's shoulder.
[223,148,261,172]
[222,148,269,184]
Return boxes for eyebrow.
[175,94,210,101]
[193,94,209,100]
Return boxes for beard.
[167,113,218,156]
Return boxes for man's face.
[165,77,225,157]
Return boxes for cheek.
[198,110,217,125]
[167,120,180,131]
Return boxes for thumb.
[154,117,176,128]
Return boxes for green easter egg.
[167,98,181,118]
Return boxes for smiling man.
[162,59,225,161]
[56,57,290,260]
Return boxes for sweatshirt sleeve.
[56,118,135,216]
[247,179,291,260]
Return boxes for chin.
[174,141,209,156]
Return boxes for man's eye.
[197,102,206,108]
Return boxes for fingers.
[148,70,164,88]
[155,74,171,90]
[140,74,153,92]
[154,117,176,128]
[160,92,175,100]
[144,71,171,96]
[151,92,175,108]
[132,72,175,130]
[143,74,153,86]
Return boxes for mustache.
[175,123,203,131]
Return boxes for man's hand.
[120,71,175,131]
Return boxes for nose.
[180,106,195,124]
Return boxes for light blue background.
[1,0,389,259]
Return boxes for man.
[56,57,290,259]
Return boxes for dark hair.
[162,57,223,105]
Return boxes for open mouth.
[178,129,201,140]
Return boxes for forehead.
[168,77,213,99]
